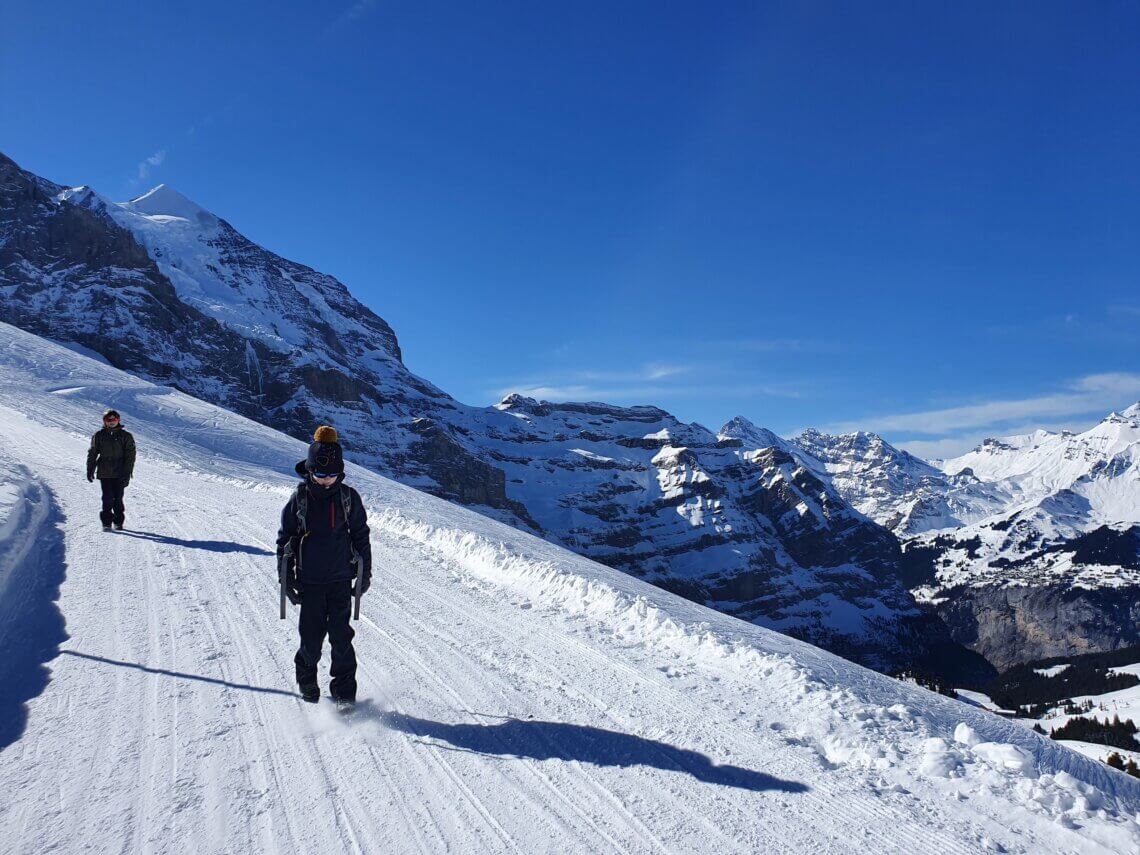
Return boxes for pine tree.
[1032,722,1046,734]
[1125,758,1140,778]
[1106,751,1125,770]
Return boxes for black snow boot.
[299,682,319,703]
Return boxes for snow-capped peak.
[55,184,93,202]
[55,185,112,213]
[496,393,539,411]
[717,416,783,450]
[1112,401,1140,422]
[121,184,216,225]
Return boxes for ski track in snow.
[0,322,1139,854]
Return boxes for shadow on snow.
[375,707,809,794]
[114,530,273,555]
[0,481,69,754]
[59,651,296,697]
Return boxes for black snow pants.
[295,581,357,700]
[99,477,127,527]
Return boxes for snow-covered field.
[1031,678,1140,738]
[959,668,1140,774]
[0,320,1138,854]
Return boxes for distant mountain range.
[733,404,1140,670]
[4,151,1136,678]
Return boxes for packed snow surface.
[0,321,1138,854]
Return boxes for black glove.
[281,559,302,605]
[286,569,303,605]
[87,473,94,483]
[359,574,371,596]
[286,582,302,606]
[123,478,130,489]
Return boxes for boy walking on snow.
[277,426,372,707]
[86,409,136,531]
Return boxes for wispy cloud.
[823,372,1140,455]
[135,149,167,182]
[644,363,686,380]
[325,0,377,34]
[716,337,845,354]
[494,382,803,406]
[490,364,689,403]
[499,383,666,403]
[490,361,804,406]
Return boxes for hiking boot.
[299,682,320,703]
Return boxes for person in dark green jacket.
[86,409,136,531]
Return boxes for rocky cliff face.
[0,152,979,675]
[931,577,1140,671]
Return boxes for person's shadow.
[115,530,272,555]
[375,708,808,794]
[59,651,295,697]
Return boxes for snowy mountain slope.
[943,407,1140,497]
[1,325,1139,853]
[898,412,1140,668]
[0,151,476,499]
[750,414,1140,669]
[750,410,1140,550]
[0,153,966,675]
[916,408,1140,592]
[786,427,1008,536]
[484,397,982,676]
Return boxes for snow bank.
[0,464,53,609]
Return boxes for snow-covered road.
[1,322,1138,854]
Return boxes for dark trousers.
[99,478,126,526]
[295,581,357,700]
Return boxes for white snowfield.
[0,321,1138,855]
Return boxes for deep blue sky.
[4,2,1139,456]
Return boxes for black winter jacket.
[276,477,372,585]
[87,426,136,480]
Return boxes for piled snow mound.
[0,460,53,608]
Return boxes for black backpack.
[285,484,359,573]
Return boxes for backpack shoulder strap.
[340,487,354,535]
[294,484,309,534]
